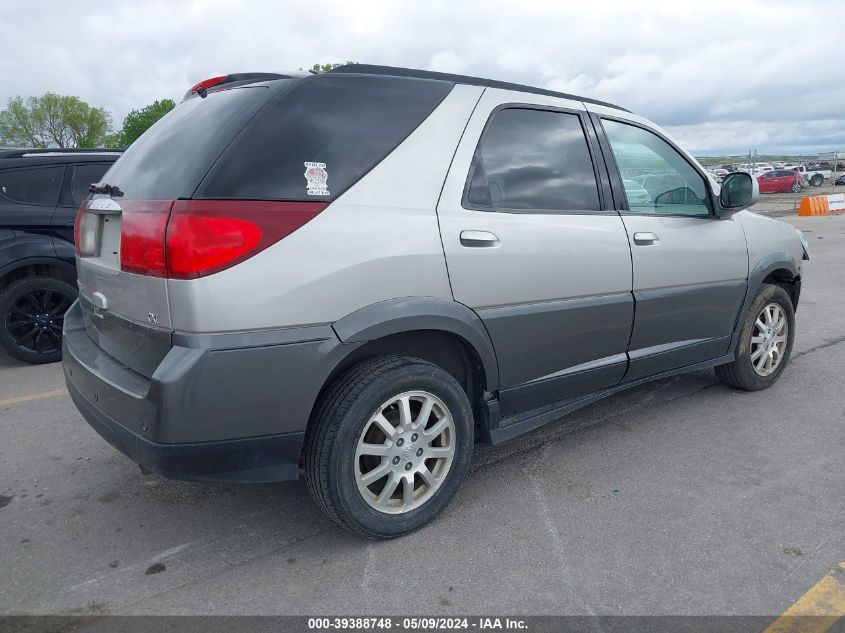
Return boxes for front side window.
[0,166,64,206]
[465,108,601,212]
[602,119,710,217]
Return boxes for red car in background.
[757,169,804,193]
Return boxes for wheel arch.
[331,297,500,393]
[301,298,500,458]
[729,254,800,352]
[0,257,77,294]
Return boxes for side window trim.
[584,112,619,212]
[58,164,74,207]
[460,103,611,215]
[594,113,716,218]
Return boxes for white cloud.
[1,0,842,153]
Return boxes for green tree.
[115,98,175,148]
[306,61,357,73]
[0,93,111,148]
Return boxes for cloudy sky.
[2,0,843,155]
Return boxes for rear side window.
[69,163,111,206]
[102,86,277,200]
[0,166,64,206]
[198,75,453,201]
[464,108,601,212]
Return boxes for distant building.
[818,152,845,161]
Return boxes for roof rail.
[327,64,629,112]
[0,147,123,159]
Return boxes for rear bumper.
[62,300,354,483]
[66,379,304,482]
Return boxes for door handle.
[460,230,500,247]
[633,232,659,246]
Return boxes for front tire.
[304,355,474,539]
[715,284,795,391]
[810,175,823,187]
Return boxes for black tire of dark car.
[810,174,823,187]
[0,277,77,364]
[715,283,795,391]
[304,355,474,539]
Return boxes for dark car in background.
[0,149,120,363]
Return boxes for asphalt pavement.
[1,214,844,616]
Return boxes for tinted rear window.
[197,75,453,201]
[102,86,277,200]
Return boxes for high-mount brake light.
[117,200,327,279]
[190,75,228,93]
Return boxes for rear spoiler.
[181,72,306,102]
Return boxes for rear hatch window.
[196,74,453,201]
[103,84,280,200]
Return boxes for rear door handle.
[460,230,500,247]
[633,232,659,246]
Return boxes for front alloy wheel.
[715,283,795,391]
[750,303,788,376]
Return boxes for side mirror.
[718,171,759,215]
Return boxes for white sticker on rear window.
[304,162,330,196]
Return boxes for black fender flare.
[728,253,800,351]
[332,297,500,391]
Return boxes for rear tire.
[810,175,823,187]
[0,277,76,364]
[304,355,474,539]
[715,284,795,391]
[791,183,800,193]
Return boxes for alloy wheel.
[4,288,73,357]
[750,302,788,376]
[354,390,456,514]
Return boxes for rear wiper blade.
[89,182,124,197]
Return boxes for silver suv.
[63,65,809,538]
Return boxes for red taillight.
[190,75,228,93]
[115,199,326,279]
[119,201,175,277]
[164,200,326,279]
